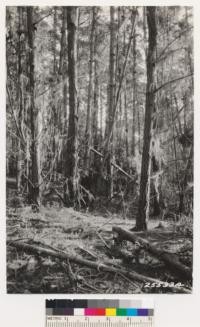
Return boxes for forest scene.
[6,6,193,294]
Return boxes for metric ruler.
[46,299,154,327]
[46,316,154,327]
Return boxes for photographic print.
[6,6,193,294]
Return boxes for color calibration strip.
[46,300,154,327]
[46,299,154,317]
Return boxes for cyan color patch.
[126,309,137,316]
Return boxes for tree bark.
[51,7,58,174]
[124,79,129,158]
[17,7,24,193]
[136,7,157,230]
[27,7,40,207]
[92,15,99,151]
[179,143,193,213]
[105,7,115,143]
[104,6,116,198]
[84,7,96,173]
[131,28,137,156]
[151,141,162,217]
[91,17,100,171]
[63,7,79,206]
[59,7,68,171]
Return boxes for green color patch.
[116,309,127,316]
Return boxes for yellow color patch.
[106,308,116,316]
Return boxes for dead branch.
[90,147,136,181]
[112,226,192,281]
[7,240,190,293]
[154,73,193,94]
[95,231,110,250]
[77,246,97,260]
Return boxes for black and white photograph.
[6,5,193,294]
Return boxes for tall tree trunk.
[170,98,182,212]
[91,17,100,178]
[151,139,161,217]
[27,7,39,208]
[137,102,141,154]
[122,26,129,159]
[124,80,129,159]
[104,9,137,150]
[84,7,96,173]
[131,28,136,157]
[17,7,24,192]
[143,7,148,57]
[106,6,115,140]
[104,6,116,198]
[59,7,68,171]
[118,93,123,150]
[92,58,99,151]
[92,14,99,152]
[99,85,103,143]
[53,7,57,75]
[52,7,58,175]
[63,6,79,206]
[135,7,157,231]
[179,143,193,214]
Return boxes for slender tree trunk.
[27,7,39,207]
[52,7,57,76]
[122,25,129,159]
[92,35,99,152]
[52,7,58,175]
[92,13,99,147]
[135,7,157,231]
[63,7,79,206]
[131,29,136,157]
[106,6,115,139]
[59,7,67,76]
[124,80,129,159]
[104,9,137,151]
[112,8,121,160]
[169,98,182,211]
[59,7,68,171]
[137,104,141,154]
[104,6,116,198]
[91,11,99,171]
[179,143,193,213]
[151,140,161,216]
[100,85,103,143]
[17,7,24,192]
[84,7,96,173]
[92,60,99,150]
[118,93,123,150]
[143,7,148,57]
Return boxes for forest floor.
[7,195,193,294]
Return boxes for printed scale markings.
[46,316,154,327]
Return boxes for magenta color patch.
[84,308,97,316]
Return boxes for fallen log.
[7,240,190,293]
[112,226,192,281]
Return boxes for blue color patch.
[137,309,148,316]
